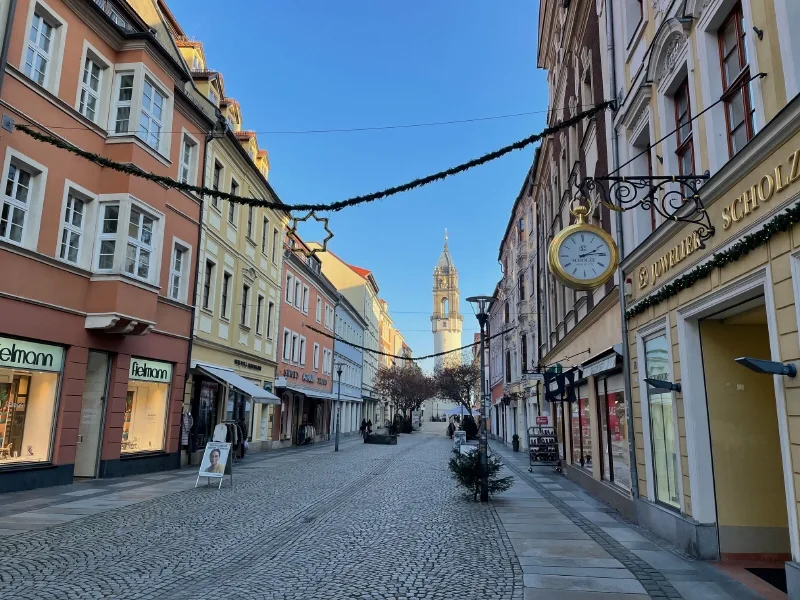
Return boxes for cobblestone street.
[0,426,774,599]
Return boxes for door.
[74,351,111,478]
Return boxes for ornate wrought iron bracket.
[577,173,715,245]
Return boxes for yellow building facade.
[613,0,800,592]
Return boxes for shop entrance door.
[699,301,791,561]
[74,351,111,478]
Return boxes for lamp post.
[335,362,343,452]
[467,295,496,502]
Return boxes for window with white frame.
[202,260,215,310]
[240,284,249,326]
[1,163,32,245]
[302,286,309,314]
[179,135,197,184]
[285,273,293,303]
[139,78,166,151]
[261,217,268,254]
[299,337,306,366]
[266,301,274,339]
[294,280,302,308]
[228,180,238,225]
[291,332,300,363]
[313,343,320,370]
[24,11,54,86]
[125,207,154,281]
[78,56,102,122]
[220,271,231,318]
[95,204,119,270]
[112,73,134,134]
[247,205,254,238]
[316,296,322,323]
[282,329,291,361]
[211,161,222,210]
[256,294,264,335]
[272,227,279,262]
[58,192,85,264]
[169,242,189,302]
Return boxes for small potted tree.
[512,433,520,452]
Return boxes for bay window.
[78,57,101,122]
[59,193,84,264]
[113,73,134,134]
[139,79,165,150]
[125,207,154,280]
[718,3,755,157]
[96,204,118,270]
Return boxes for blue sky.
[167,0,548,370]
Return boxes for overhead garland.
[304,324,512,362]
[625,200,800,319]
[15,100,612,213]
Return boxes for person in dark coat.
[366,419,373,435]
[447,422,455,439]
[360,419,367,438]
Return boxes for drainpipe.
[0,0,18,97]
[607,0,640,499]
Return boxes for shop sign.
[0,337,63,372]
[581,355,617,377]
[536,416,549,425]
[283,369,299,379]
[721,151,800,230]
[129,358,172,383]
[234,359,261,371]
[317,377,328,385]
[302,373,315,383]
[637,231,702,289]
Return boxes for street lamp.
[467,295,496,502]
[335,362,344,452]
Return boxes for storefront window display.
[122,358,172,454]
[0,337,64,465]
[193,379,219,449]
[644,335,679,508]
[597,374,631,491]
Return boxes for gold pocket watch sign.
[548,199,619,291]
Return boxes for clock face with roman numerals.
[548,223,619,291]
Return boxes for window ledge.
[240,324,251,332]
[245,237,256,247]
[89,272,161,293]
[106,135,171,169]
[220,316,230,324]
[200,307,214,317]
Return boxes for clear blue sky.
[167,0,547,370]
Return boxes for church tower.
[431,230,463,369]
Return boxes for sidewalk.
[0,434,362,537]
[490,442,772,600]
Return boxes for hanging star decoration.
[286,211,334,257]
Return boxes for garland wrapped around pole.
[15,101,613,213]
[625,200,800,319]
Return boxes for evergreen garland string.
[626,202,800,319]
[15,101,612,213]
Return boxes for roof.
[498,148,539,261]
[435,230,456,273]
[349,264,372,279]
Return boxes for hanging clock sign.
[548,200,619,291]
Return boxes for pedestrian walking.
[360,418,367,438]
[367,419,373,435]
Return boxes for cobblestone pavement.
[0,428,522,600]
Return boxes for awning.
[277,383,338,401]
[580,346,622,378]
[194,362,280,404]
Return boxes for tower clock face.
[548,224,619,291]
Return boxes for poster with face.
[198,442,231,477]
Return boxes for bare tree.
[375,362,437,417]
[433,351,481,416]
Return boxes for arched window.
[441,297,449,314]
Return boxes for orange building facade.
[273,236,338,446]
[0,0,213,490]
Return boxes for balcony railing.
[91,0,135,33]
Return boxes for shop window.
[597,374,630,491]
[193,379,218,449]
[122,358,171,454]
[0,337,63,465]
[644,334,679,508]
[718,3,755,157]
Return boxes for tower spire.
[444,228,448,249]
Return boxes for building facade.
[610,0,800,592]
[274,237,338,446]
[332,293,367,436]
[156,13,286,461]
[0,0,216,491]
[530,0,629,512]
[311,245,384,428]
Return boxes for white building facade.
[332,294,367,436]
